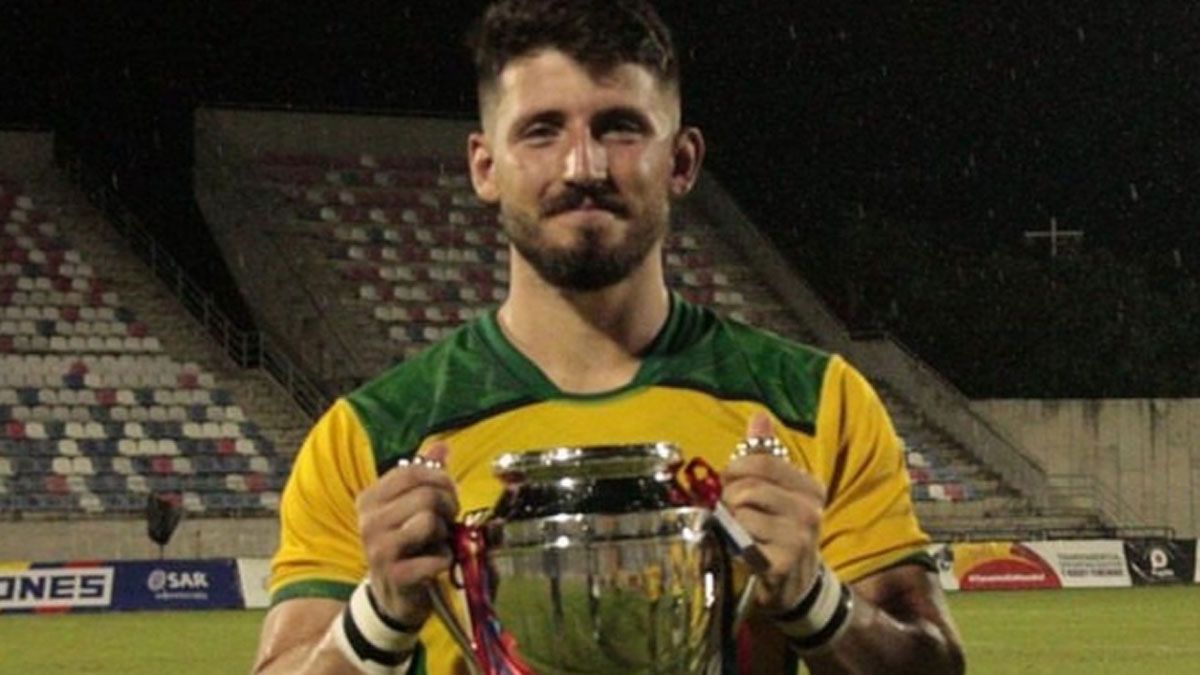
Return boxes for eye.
[597,116,648,141]
[521,123,559,144]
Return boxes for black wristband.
[788,582,853,652]
[772,565,827,624]
[333,581,419,674]
[364,584,422,634]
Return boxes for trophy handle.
[427,580,485,675]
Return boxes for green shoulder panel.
[345,319,539,473]
[643,298,831,435]
[346,297,831,470]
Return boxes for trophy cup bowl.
[433,443,745,675]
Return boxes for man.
[253,1,966,673]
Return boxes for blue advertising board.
[112,559,243,611]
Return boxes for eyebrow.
[593,106,655,132]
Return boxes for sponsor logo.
[145,568,211,601]
[1148,546,1172,579]
[0,568,114,610]
[954,543,1062,591]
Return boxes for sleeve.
[269,398,379,605]
[815,356,930,583]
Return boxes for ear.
[468,132,500,204]
[668,126,706,198]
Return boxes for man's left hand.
[722,412,827,615]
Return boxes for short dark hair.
[468,0,679,99]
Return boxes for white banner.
[1025,540,1131,588]
[0,566,114,610]
[236,558,272,609]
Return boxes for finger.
[364,462,457,506]
[385,551,455,589]
[420,441,451,466]
[746,411,774,438]
[724,457,826,501]
[391,510,452,558]
[727,511,819,590]
[367,517,454,580]
[360,485,460,536]
[724,479,823,519]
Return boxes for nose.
[563,130,608,184]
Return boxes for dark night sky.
[3,2,1196,249]
[2,1,1198,394]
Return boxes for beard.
[502,187,668,292]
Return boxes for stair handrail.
[193,153,367,385]
[55,141,332,421]
[1046,471,1154,531]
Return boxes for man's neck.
[497,252,670,395]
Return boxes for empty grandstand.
[0,132,314,559]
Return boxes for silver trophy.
[430,443,759,675]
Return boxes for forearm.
[255,629,372,675]
[252,592,420,675]
[801,588,964,675]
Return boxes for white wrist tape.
[774,563,853,651]
[333,581,420,674]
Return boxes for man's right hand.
[356,442,459,629]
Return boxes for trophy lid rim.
[491,505,714,547]
[493,442,681,481]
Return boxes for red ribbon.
[452,524,535,675]
[678,457,724,508]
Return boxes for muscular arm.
[252,599,357,674]
[802,563,965,675]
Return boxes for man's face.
[469,50,701,291]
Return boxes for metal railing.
[195,155,367,381]
[1046,472,1156,532]
[57,144,332,421]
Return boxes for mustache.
[540,185,630,219]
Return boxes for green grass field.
[1,586,1197,674]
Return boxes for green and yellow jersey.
[270,294,928,674]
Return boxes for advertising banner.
[931,541,1061,591]
[236,558,272,609]
[0,559,242,613]
[0,562,115,612]
[1024,540,1130,588]
[113,559,243,611]
[930,539,1132,591]
[1124,538,1198,586]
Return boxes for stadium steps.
[41,177,312,460]
[265,222,396,378]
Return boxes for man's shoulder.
[349,321,485,404]
[661,301,836,433]
[344,316,541,465]
[718,313,833,370]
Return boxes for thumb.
[746,411,774,438]
[421,441,451,465]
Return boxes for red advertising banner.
[949,542,1062,591]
